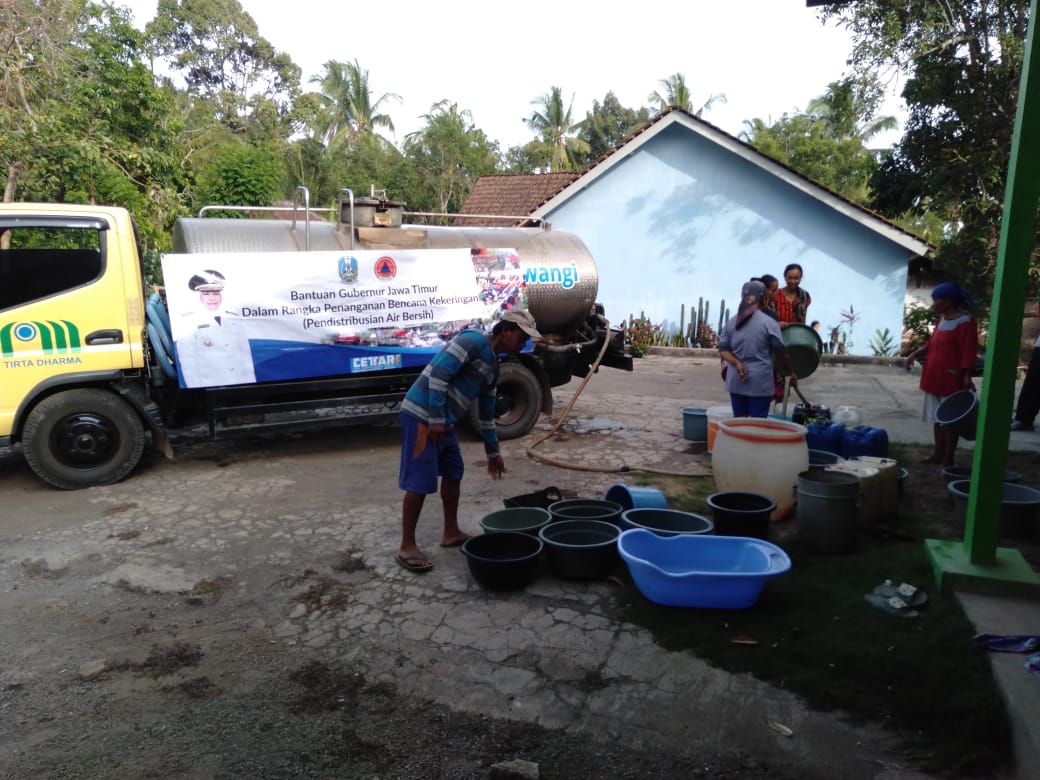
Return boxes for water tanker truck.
[0,188,632,489]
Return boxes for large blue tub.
[617,529,791,609]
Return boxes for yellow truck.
[0,191,630,489]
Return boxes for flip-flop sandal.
[1026,652,1040,676]
[395,554,434,573]
[864,592,919,618]
[439,536,471,548]
[872,580,927,608]
[971,633,1040,653]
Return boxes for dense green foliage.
[577,92,653,163]
[1,0,1031,311]
[818,0,1036,303]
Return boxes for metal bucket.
[795,470,860,554]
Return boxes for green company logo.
[1,321,82,358]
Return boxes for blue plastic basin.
[617,528,791,609]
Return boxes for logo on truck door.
[1,320,82,358]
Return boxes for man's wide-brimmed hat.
[502,309,541,339]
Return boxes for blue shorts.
[399,413,465,494]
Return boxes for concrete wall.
[544,124,912,356]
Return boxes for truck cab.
[0,204,153,488]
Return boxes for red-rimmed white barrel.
[711,418,809,521]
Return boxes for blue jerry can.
[840,425,889,459]
[806,421,845,455]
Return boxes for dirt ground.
[2,355,1036,779]
[0,427,802,780]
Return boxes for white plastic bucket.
[706,405,733,453]
[711,417,808,521]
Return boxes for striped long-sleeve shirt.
[400,329,500,457]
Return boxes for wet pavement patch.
[288,660,367,714]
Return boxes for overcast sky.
[119,0,905,149]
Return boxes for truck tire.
[470,362,543,440]
[22,389,146,490]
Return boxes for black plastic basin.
[547,499,623,525]
[619,508,714,537]
[461,532,542,590]
[538,519,620,581]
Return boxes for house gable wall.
[542,124,911,354]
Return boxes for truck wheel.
[22,389,146,490]
[485,362,544,440]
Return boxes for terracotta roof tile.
[455,173,580,226]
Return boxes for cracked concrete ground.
[1,354,1034,778]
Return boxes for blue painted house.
[464,109,932,355]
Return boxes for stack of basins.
[943,465,1040,539]
[539,499,624,581]
[460,507,549,590]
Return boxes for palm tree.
[648,73,726,118]
[806,76,898,144]
[524,86,589,172]
[309,59,400,147]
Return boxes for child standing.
[904,282,978,466]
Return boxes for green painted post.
[925,0,1040,593]
[968,1,1040,563]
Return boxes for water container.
[898,467,910,501]
[826,463,881,528]
[940,465,1022,485]
[604,484,668,510]
[850,455,899,521]
[711,418,808,521]
[706,405,733,453]
[833,405,862,426]
[808,449,845,470]
[839,425,889,459]
[947,480,1040,539]
[796,470,860,554]
[706,492,776,540]
[548,499,623,525]
[682,407,708,441]
[805,420,845,454]
[935,390,979,441]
